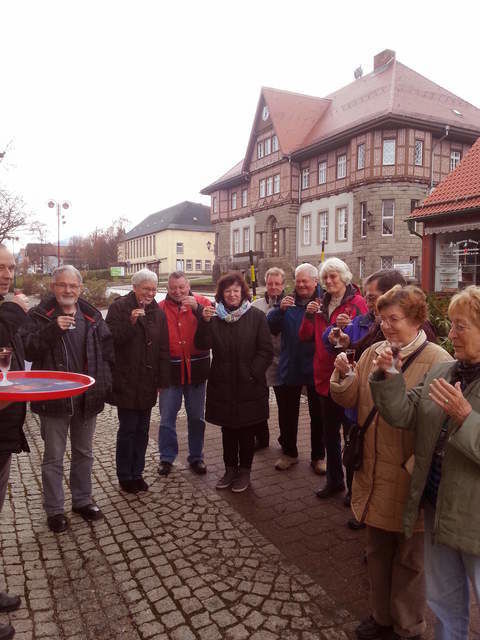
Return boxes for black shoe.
[355,615,392,639]
[158,461,173,476]
[0,592,21,613]
[0,622,15,640]
[135,478,149,491]
[190,460,207,475]
[119,480,139,494]
[344,492,352,507]
[72,503,104,522]
[348,518,366,531]
[47,513,69,533]
[315,483,345,499]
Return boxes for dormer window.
[272,135,279,152]
[257,142,264,159]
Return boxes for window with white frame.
[259,179,266,198]
[205,260,212,271]
[272,135,279,152]
[176,242,184,254]
[357,143,365,170]
[383,139,396,165]
[318,160,327,184]
[360,202,367,237]
[410,200,419,234]
[242,189,248,208]
[233,229,240,254]
[195,260,202,271]
[450,150,461,171]
[414,140,423,166]
[231,192,237,210]
[302,215,311,245]
[212,196,217,213]
[243,227,250,252]
[257,141,264,159]
[358,257,365,279]
[318,210,328,243]
[266,176,273,196]
[410,256,418,277]
[337,207,348,241]
[382,199,394,235]
[337,154,347,179]
[381,256,394,270]
[186,259,193,271]
[301,168,310,189]
[273,173,280,194]
[264,137,271,155]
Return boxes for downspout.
[430,125,450,192]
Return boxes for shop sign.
[435,240,459,292]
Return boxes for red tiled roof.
[410,136,480,218]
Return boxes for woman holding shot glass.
[330,285,451,640]
[299,257,367,498]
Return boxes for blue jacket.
[267,285,323,386]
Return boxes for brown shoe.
[275,454,299,470]
[310,459,327,475]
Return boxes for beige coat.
[330,332,452,532]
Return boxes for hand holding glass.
[0,347,13,386]
[331,326,342,348]
[345,349,356,376]
[385,343,401,374]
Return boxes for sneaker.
[275,454,299,470]
[355,615,392,639]
[0,622,15,640]
[231,468,250,493]
[310,459,327,475]
[158,461,173,477]
[0,592,21,613]
[216,467,238,489]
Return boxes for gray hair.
[52,265,83,284]
[295,263,318,280]
[265,267,286,284]
[132,269,158,286]
[168,271,188,282]
[319,257,352,286]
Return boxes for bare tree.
[0,189,28,243]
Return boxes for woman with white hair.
[299,257,367,498]
[106,269,170,494]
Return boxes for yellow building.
[118,201,215,276]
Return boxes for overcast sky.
[1,0,480,249]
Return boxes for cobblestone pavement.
[1,398,479,639]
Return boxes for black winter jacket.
[106,291,170,410]
[195,305,273,429]
[20,295,114,419]
[0,297,29,454]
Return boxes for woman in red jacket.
[299,257,367,498]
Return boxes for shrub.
[81,279,109,308]
[427,293,454,355]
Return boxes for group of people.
[0,241,479,640]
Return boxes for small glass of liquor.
[386,342,401,374]
[331,326,342,349]
[345,349,356,376]
[0,347,13,386]
[67,312,76,330]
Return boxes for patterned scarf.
[216,300,251,323]
[451,361,480,391]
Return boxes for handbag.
[342,340,428,472]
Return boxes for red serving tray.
[0,371,95,402]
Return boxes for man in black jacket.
[21,265,114,534]
[106,269,170,494]
[0,244,29,640]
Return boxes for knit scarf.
[451,361,480,391]
[216,300,251,323]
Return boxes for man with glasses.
[21,266,114,533]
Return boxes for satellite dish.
[354,66,363,80]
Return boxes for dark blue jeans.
[116,408,152,482]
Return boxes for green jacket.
[370,360,480,556]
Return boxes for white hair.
[132,269,158,286]
[319,257,352,286]
[52,265,83,284]
[264,267,286,284]
[295,263,318,280]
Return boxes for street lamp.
[47,200,70,267]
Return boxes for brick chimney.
[374,49,396,70]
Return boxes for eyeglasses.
[54,282,81,290]
[380,315,406,327]
[449,321,470,334]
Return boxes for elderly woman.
[106,269,170,493]
[299,257,367,498]
[369,285,480,640]
[331,285,452,640]
[195,271,273,493]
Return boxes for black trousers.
[274,385,325,460]
[318,394,345,487]
[222,425,258,469]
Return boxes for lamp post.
[47,200,70,267]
